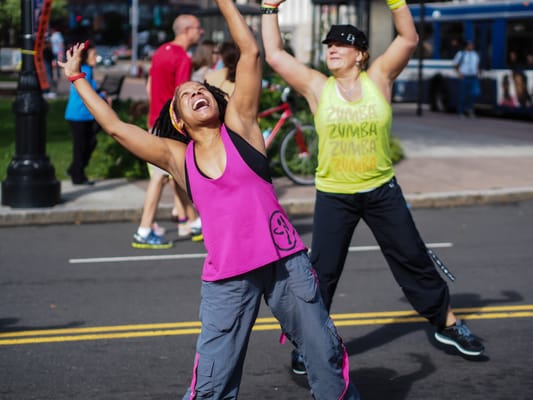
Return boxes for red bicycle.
[258,87,317,186]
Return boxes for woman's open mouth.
[193,98,209,111]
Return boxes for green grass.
[0,72,18,82]
[1,97,149,182]
[1,99,18,181]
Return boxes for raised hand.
[57,41,88,79]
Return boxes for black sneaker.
[434,320,484,356]
[291,349,307,375]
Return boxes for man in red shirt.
[132,14,204,249]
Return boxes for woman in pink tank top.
[58,0,360,398]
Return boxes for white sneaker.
[177,220,192,238]
[189,217,202,236]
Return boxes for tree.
[0,0,20,46]
[0,0,68,46]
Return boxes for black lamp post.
[416,0,425,116]
[1,0,60,208]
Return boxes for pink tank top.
[185,125,307,281]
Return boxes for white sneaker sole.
[291,368,307,375]
[434,332,483,356]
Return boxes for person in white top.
[453,39,480,117]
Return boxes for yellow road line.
[1,304,532,346]
[331,304,533,320]
[0,321,202,338]
[0,329,203,346]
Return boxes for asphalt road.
[1,201,533,400]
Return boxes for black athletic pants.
[310,177,450,329]
[68,121,98,183]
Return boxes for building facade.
[64,0,394,65]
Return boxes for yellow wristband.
[387,0,406,10]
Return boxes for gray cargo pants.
[182,250,360,400]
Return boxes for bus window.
[506,19,533,68]
[417,22,434,59]
[409,22,433,59]
[439,22,463,59]
[474,21,492,71]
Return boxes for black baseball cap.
[322,25,369,51]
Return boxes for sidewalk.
[1,75,533,226]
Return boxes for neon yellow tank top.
[314,72,395,194]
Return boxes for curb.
[404,187,533,209]
[280,187,533,217]
[0,207,143,226]
[2,187,533,226]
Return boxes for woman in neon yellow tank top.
[262,0,484,365]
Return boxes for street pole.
[130,0,139,77]
[1,0,60,208]
[416,0,425,116]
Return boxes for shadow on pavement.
[345,290,521,357]
[59,178,132,203]
[0,317,85,333]
[352,353,436,400]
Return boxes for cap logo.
[346,33,356,45]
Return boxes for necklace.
[336,79,358,99]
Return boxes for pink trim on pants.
[188,353,200,399]
[339,341,351,399]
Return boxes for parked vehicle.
[95,46,117,67]
[393,0,533,118]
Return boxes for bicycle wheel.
[280,124,318,185]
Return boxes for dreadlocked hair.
[151,83,229,143]
[204,81,228,121]
[151,99,189,143]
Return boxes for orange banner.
[34,0,53,91]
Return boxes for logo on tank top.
[269,210,297,251]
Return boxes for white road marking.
[69,243,453,264]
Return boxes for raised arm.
[261,0,326,113]
[59,42,186,184]
[215,0,262,142]
[367,0,418,99]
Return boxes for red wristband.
[68,72,86,82]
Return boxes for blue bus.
[393,0,533,118]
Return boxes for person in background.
[211,43,221,70]
[205,41,239,96]
[65,41,108,185]
[50,26,64,80]
[507,50,519,68]
[43,39,57,98]
[499,74,517,107]
[511,69,532,108]
[443,37,461,59]
[526,53,533,68]
[59,0,361,396]
[262,0,485,374]
[453,39,480,117]
[191,39,217,83]
[212,42,224,70]
[133,14,204,249]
